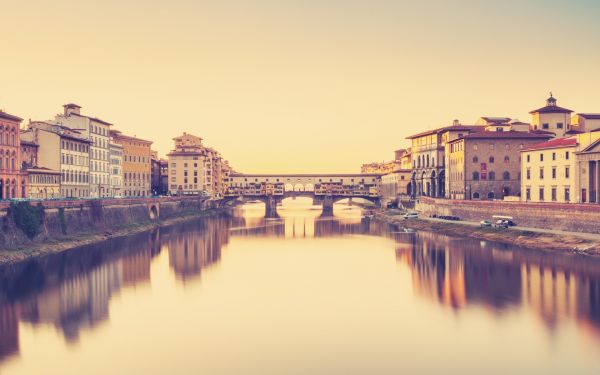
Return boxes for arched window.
[489,156,495,163]
[504,156,510,163]
[488,171,496,180]
[473,156,478,163]
[503,171,510,180]
[472,172,480,181]
[473,192,480,199]
[487,191,495,199]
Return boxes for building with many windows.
[167,133,205,196]
[22,121,91,198]
[109,140,124,197]
[53,104,112,197]
[110,130,152,197]
[521,132,600,203]
[0,111,25,199]
[407,121,484,198]
[446,129,552,200]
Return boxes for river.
[1,199,599,374]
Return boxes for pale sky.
[1,0,599,173]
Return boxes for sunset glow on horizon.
[2,0,600,173]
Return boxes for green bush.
[9,202,45,239]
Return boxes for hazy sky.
[1,0,599,173]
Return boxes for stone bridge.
[225,173,382,217]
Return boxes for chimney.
[453,119,460,126]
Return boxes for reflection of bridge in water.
[226,173,382,217]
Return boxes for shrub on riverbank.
[9,202,45,239]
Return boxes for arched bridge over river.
[226,173,382,217]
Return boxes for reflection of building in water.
[19,261,122,342]
[168,219,229,281]
[0,304,19,362]
[397,230,600,335]
[397,233,522,309]
[521,263,600,333]
[397,238,467,308]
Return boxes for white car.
[403,212,418,219]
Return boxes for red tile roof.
[529,105,573,114]
[523,136,578,151]
[457,130,553,141]
[0,111,23,122]
[406,125,484,139]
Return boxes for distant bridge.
[225,173,382,217]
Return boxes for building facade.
[407,121,484,198]
[446,130,552,200]
[530,95,573,138]
[23,121,91,198]
[54,104,112,197]
[110,130,152,197]
[167,133,205,196]
[575,131,600,204]
[0,111,25,199]
[109,140,124,197]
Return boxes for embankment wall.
[416,197,600,234]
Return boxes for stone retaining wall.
[416,197,600,234]
[0,197,212,249]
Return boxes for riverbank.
[0,208,227,266]
[375,211,600,256]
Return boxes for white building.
[22,121,92,198]
[521,132,600,203]
[109,141,123,197]
[53,104,112,198]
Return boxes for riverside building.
[110,130,152,197]
[53,104,112,198]
[0,111,25,199]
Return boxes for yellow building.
[110,130,152,197]
[521,132,600,203]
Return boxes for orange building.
[110,130,152,197]
[0,111,26,199]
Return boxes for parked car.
[480,220,492,227]
[403,212,418,219]
[438,215,460,221]
[494,219,509,228]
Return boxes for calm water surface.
[1,199,600,374]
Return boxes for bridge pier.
[322,196,334,216]
[264,196,280,218]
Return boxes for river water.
[1,199,599,374]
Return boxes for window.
[473,145,478,151]
[473,156,479,163]
[539,187,545,201]
[526,154,530,163]
[565,187,571,202]
[539,168,544,179]
[565,166,570,178]
[557,122,563,129]
[488,171,496,180]
[489,156,495,163]
[552,167,557,179]
[472,192,480,199]
[552,152,556,161]
[551,187,557,201]
[489,144,495,150]
[487,192,495,199]
[504,156,509,163]
[526,188,531,201]
[472,172,479,181]
[542,123,549,129]
[503,171,510,180]
[540,154,544,162]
